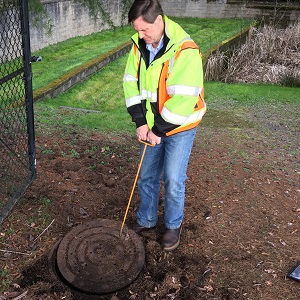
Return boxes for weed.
[238,150,249,159]
[289,149,299,156]
[61,151,67,157]
[39,197,51,208]
[70,149,80,158]
[101,146,113,155]
[1,267,12,290]
[280,69,300,87]
[85,145,98,153]
[89,164,97,170]
[5,224,15,236]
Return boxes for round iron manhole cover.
[56,219,145,294]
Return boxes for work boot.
[161,226,182,251]
[129,222,154,234]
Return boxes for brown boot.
[161,226,182,251]
[129,222,154,234]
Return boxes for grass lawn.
[31,18,253,90]
[32,17,299,135]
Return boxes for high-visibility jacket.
[123,16,206,137]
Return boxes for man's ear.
[156,15,163,23]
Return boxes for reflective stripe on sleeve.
[161,105,206,125]
[185,106,207,124]
[141,89,157,102]
[126,95,143,108]
[123,74,137,83]
[167,85,203,97]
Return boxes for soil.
[0,100,299,300]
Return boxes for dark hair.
[128,0,164,23]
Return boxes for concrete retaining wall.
[161,0,299,22]
[29,0,299,52]
[30,0,123,51]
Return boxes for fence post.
[20,0,36,180]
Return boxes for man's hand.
[147,130,161,145]
[136,126,161,145]
[136,124,149,141]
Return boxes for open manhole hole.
[50,218,145,295]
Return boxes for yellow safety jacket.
[123,16,206,137]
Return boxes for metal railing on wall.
[0,0,36,224]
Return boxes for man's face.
[132,15,164,47]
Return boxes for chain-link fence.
[0,0,36,224]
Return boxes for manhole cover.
[56,219,145,294]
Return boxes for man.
[123,0,206,251]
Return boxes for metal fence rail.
[0,0,36,224]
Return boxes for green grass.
[31,26,135,90]
[1,18,253,107]
[34,56,300,134]
[1,267,12,290]
[205,81,300,105]
[171,17,253,51]
[31,18,253,90]
[32,17,299,134]
[33,18,257,133]
[34,54,132,133]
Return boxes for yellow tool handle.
[138,139,156,147]
[119,139,155,235]
[120,144,147,235]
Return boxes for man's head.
[128,0,165,47]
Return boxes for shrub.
[205,21,300,85]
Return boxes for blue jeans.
[136,127,197,229]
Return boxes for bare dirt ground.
[0,100,299,300]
